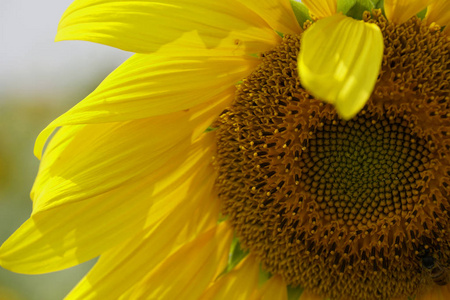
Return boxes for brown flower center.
[215,12,450,300]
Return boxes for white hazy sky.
[0,0,132,102]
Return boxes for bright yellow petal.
[242,0,302,35]
[34,54,258,158]
[33,94,229,212]
[425,0,450,28]
[384,0,433,24]
[125,222,233,299]
[66,165,222,299]
[298,14,383,120]
[56,0,280,56]
[0,130,216,274]
[251,275,288,300]
[302,0,337,19]
[199,255,260,300]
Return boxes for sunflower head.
[0,1,449,300]
[216,2,450,299]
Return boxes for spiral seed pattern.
[215,12,450,300]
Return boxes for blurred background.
[0,1,131,299]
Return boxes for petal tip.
[298,15,383,119]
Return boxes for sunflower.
[1,0,449,299]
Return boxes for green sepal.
[205,126,217,133]
[338,0,377,19]
[226,237,249,272]
[287,285,304,300]
[258,266,271,285]
[217,213,228,223]
[289,0,311,27]
[338,0,358,15]
[416,7,427,20]
[373,0,384,9]
[374,0,385,16]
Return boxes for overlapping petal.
[251,275,288,300]
[298,14,383,119]
[66,167,225,299]
[56,0,280,56]
[384,0,432,24]
[199,255,260,300]
[425,0,450,28]
[302,0,336,19]
[34,54,259,158]
[242,0,302,35]
[0,116,220,273]
[32,93,230,213]
[125,222,233,299]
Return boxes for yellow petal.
[33,93,229,212]
[251,275,288,300]
[298,14,383,120]
[242,0,302,34]
[66,167,223,299]
[125,222,233,299]
[302,0,337,19]
[384,0,433,24]
[199,255,260,300]
[56,0,280,56]
[34,54,258,158]
[425,0,450,28]
[0,132,216,274]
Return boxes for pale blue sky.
[0,0,131,102]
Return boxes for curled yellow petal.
[33,54,258,159]
[0,133,217,274]
[32,94,230,213]
[385,0,432,24]
[302,0,337,19]
[425,0,450,28]
[298,14,383,120]
[56,0,280,56]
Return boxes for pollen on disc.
[214,11,450,300]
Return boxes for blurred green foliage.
[0,98,95,300]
